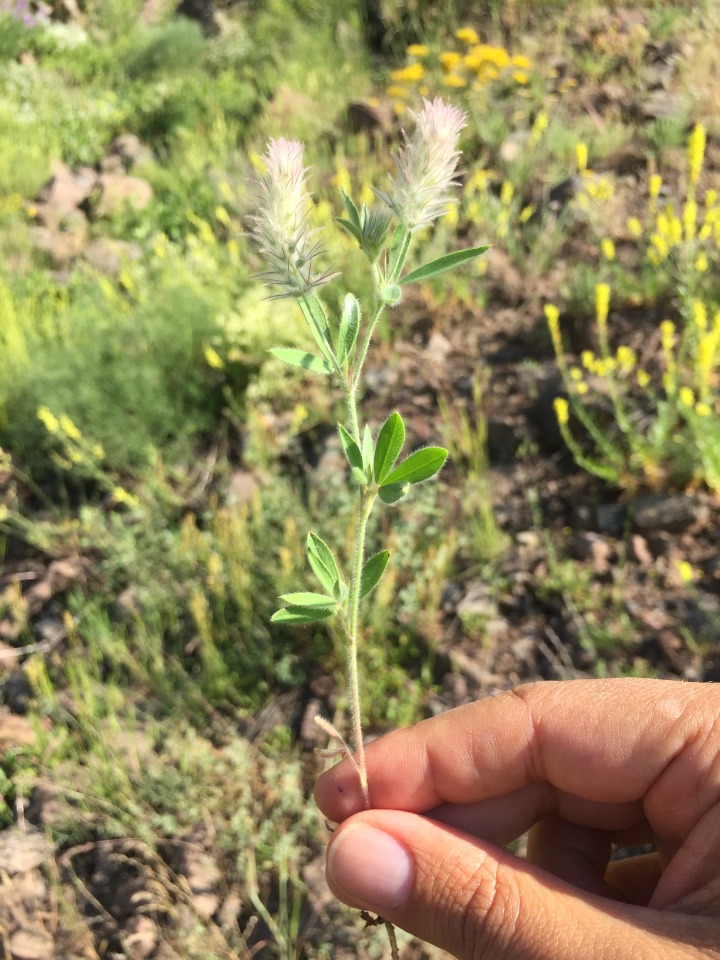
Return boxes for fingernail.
[327,823,414,911]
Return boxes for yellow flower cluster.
[388,28,534,112]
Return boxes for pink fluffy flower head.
[247,138,333,298]
[378,98,466,230]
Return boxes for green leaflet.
[359,550,390,598]
[373,412,405,484]
[337,294,360,364]
[400,246,490,286]
[378,482,409,505]
[381,446,448,486]
[306,532,341,596]
[279,591,338,607]
[270,348,333,376]
[298,296,334,363]
[271,605,336,624]
[388,226,411,283]
[362,424,374,474]
[338,423,364,472]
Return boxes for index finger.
[315,678,720,843]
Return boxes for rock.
[630,534,653,568]
[31,208,88,265]
[642,90,686,120]
[3,669,33,714]
[570,532,612,574]
[486,417,522,463]
[0,710,35,750]
[457,581,498,619]
[227,469,259,506]
[8,929,53,960]
[176,0,218,35]
[95,174,153,218]
[109,134,154,170]
[595,502,627,536]
[633,494,710,534]
[440,580,463,613]
[0,828,52,875]
[500,130,530,164]
[346,100,392,137]
[0,640,20,672]
[37,161,96,213]
[516,530,541,550]
[83,237,142,276]
[124,916,157,960]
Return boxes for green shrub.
[122,18,206,80]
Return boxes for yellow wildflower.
[204,345,225,369]
[512,54,532,69]
[595,283,610,328]
[500,181,514,205]
[113,486,140,508]
[581,350,595,371]
[695,402,712,416]
[443,73,467,87]
[554,397,570,425]
[391,62,425,82]
[576,142,588,174]
[637,369,650,389]
[570,366,583,381]
[59,414,81,441]
[544,304,562,355]
[679,386,695,406]
[519,205,534,223]
[455,27,479,45]
[683,199,697,240]
[37,406,59,434]
[438,51,462,70]
[616,345,636,369]
[692,300,708,332]
[627,216,643,238]
[677,560,694,584]
[387,84,410,98]
[407,44,429,57]
[576,382,588,395]
[512,70,529,84]
[688,123,706,188]
[601,238,615,261]
[215,205,231,227]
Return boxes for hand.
[315,678,720,959]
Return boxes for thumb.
[324,810,679,960]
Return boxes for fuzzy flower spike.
[247,138,334,298]
[378,97,467,230]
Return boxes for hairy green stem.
[345,486,375,807]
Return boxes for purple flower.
[247,138,335,299]
[377,98,467,230]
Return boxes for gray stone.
[633,494,709,534]
[95,174,153,218]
